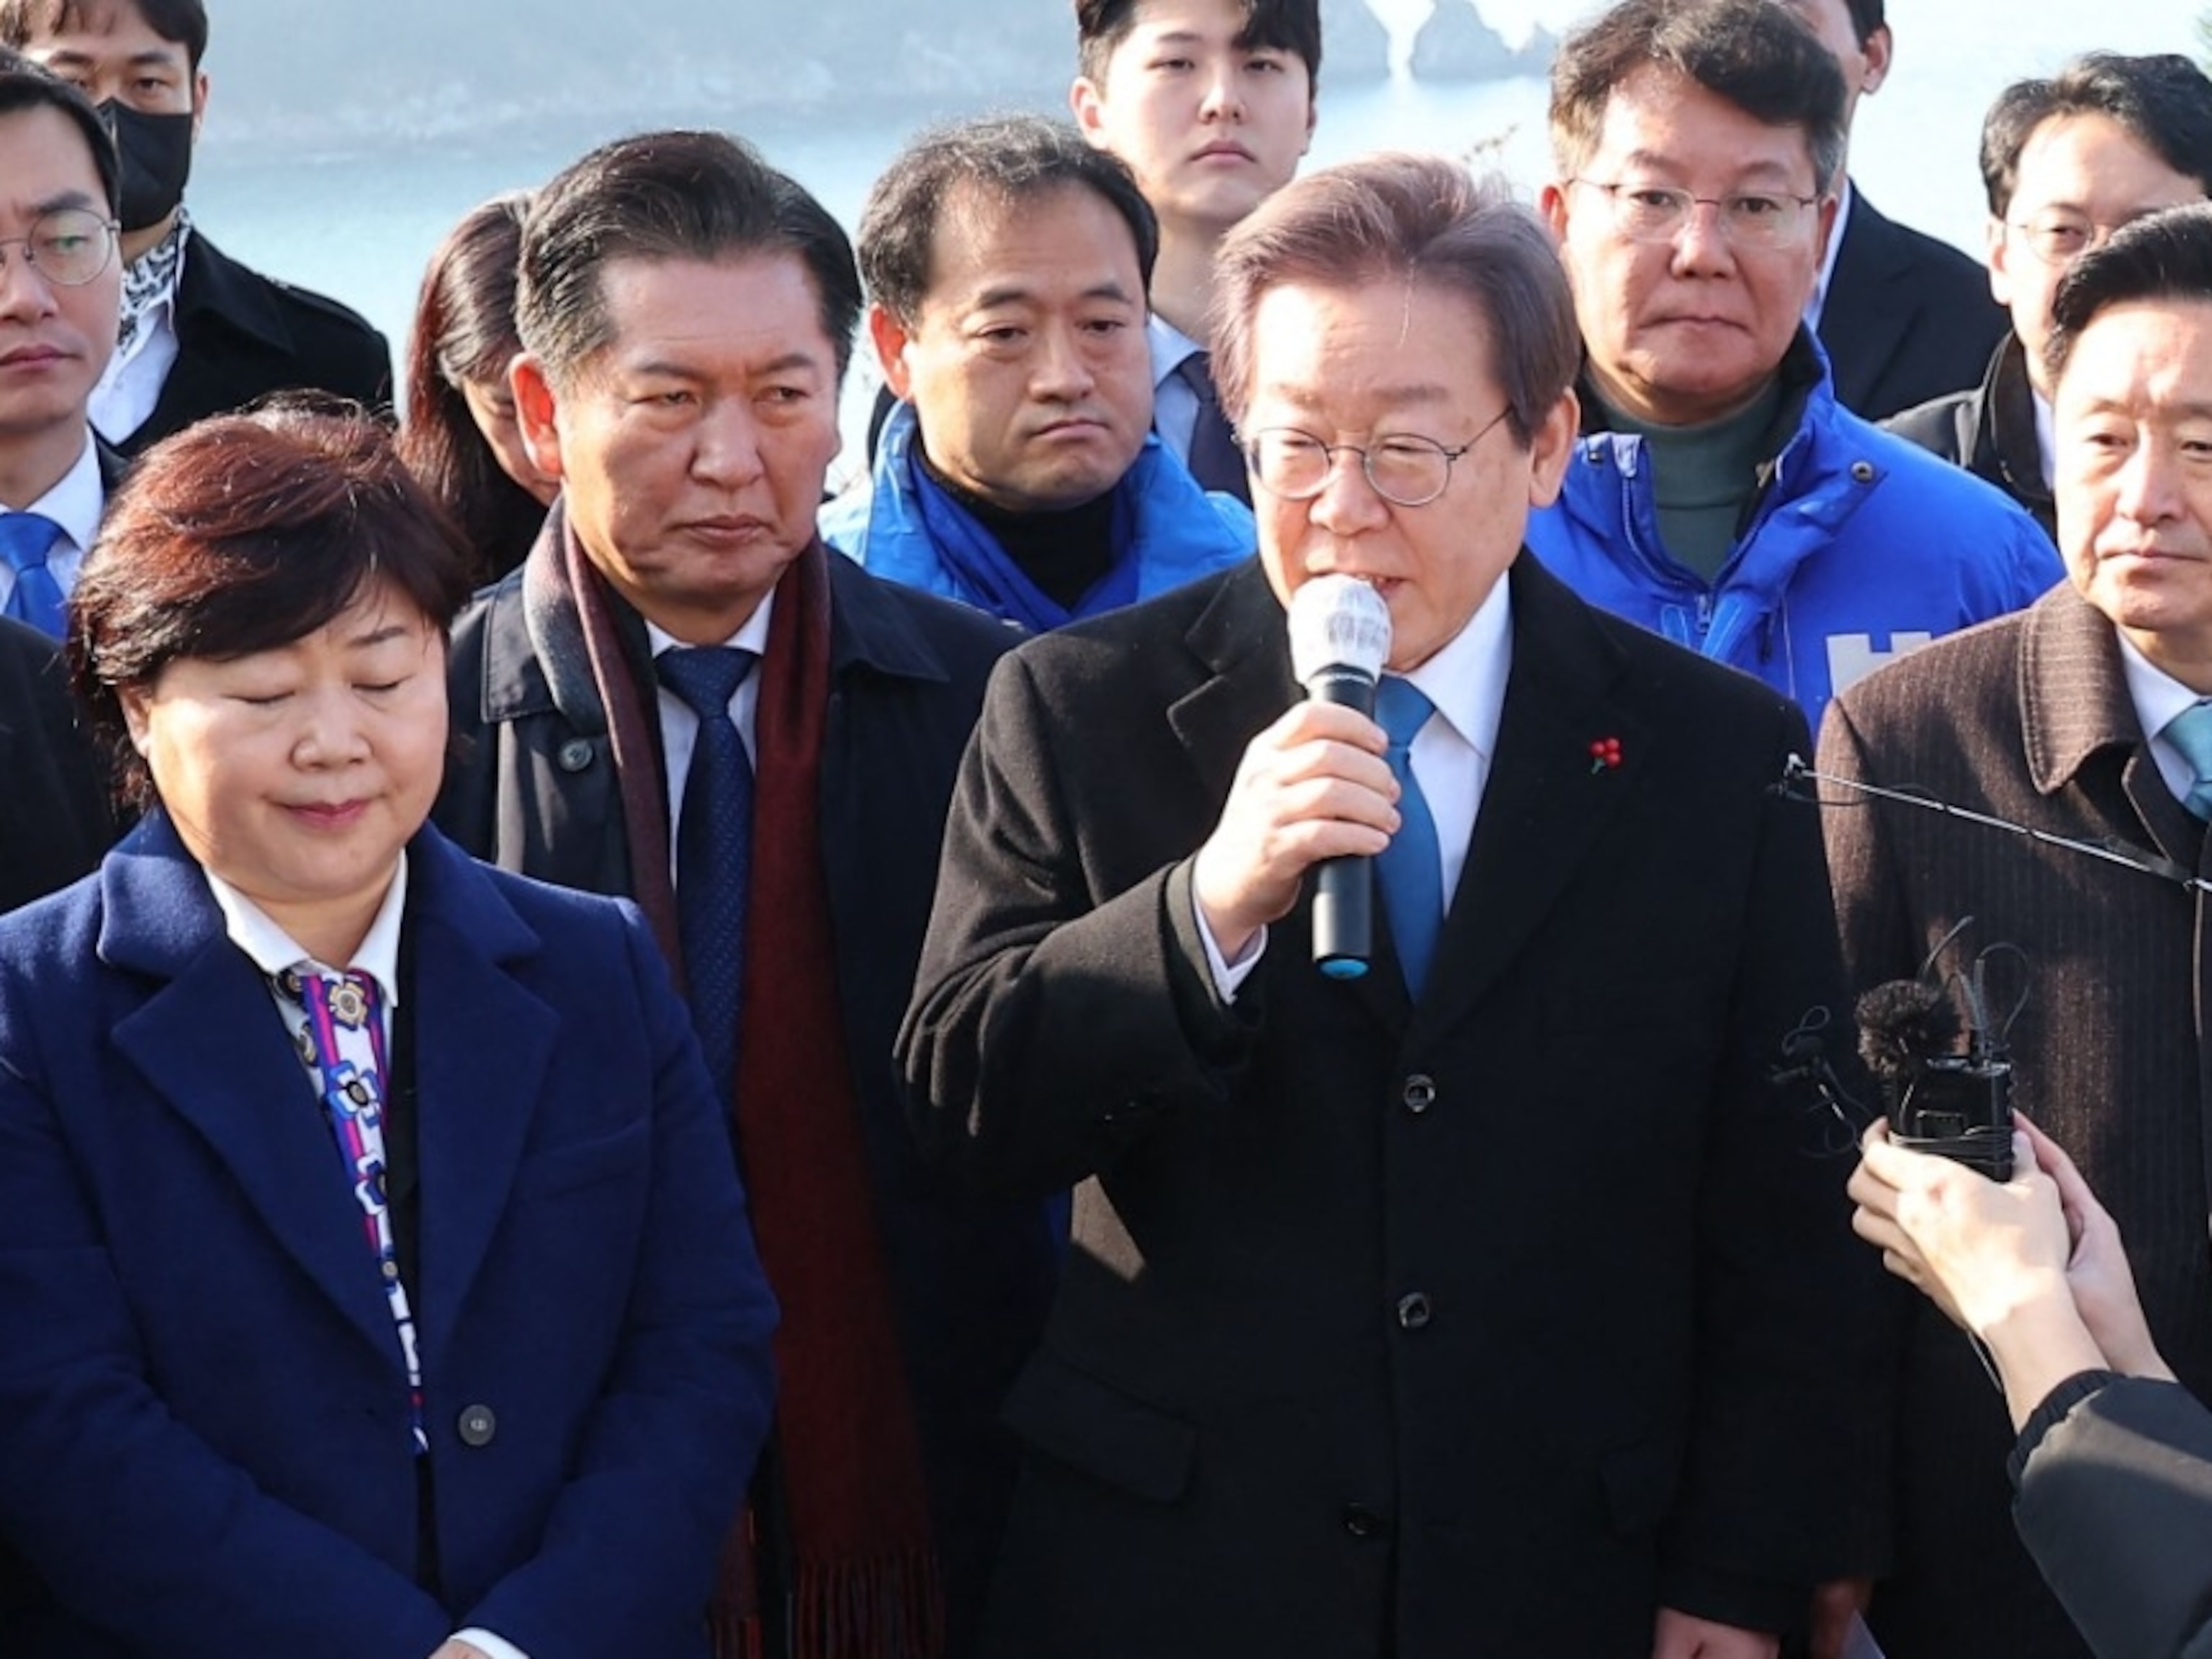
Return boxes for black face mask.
[96,101,194,234]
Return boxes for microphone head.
[1855,979,1960,1083]
[1287,574,1392,688]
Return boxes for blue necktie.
[2164,701,2212,820]
[657,646,757,1097]
[0,513,68,639]
[1375,675,1444,999]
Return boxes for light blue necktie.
[0,513,68,639]
[657,646,758,1098]
[1375,675,1444,998]
[2163,701,2212,820]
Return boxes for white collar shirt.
[0,431,104,608]
[647,589,777,885]
[2118,630,2211,807]
[1147,311,1205,468]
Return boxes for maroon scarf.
[556,523,943,1658]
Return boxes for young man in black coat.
[1,0,390,454]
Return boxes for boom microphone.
[1287,574,1393,979]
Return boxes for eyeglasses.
[0,207,120,288]
[1570,179,1825,251]
[1244,410,1510,508]
[2005,214,2137,266]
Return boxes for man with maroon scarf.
[433,130,1053,1659]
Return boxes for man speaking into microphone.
[901,156,1884,1659]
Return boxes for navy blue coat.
[0,818,777,1657]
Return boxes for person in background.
[399,192,556,585]
[823,114,1250,631]
[1069,0,1318,501]
[0,0,390,454]
[1887,52,2212,540]
[900,151,1881,1659]
[1850,1113,2206,1659]
[437,129,1056,1659]
[1776,0,2008,420]
[0,51,123,642]
[0,614,112,912]
[1820,201,2212,1659]
[1529,0,2059,726]
[0,405,777,1658]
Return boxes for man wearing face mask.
[0,0,390,457]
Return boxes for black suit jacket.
[117,233,392,456]
[1817,186,2008,421]
[1821,585,2212,1659]
[0,617,112,914]
[433,531,1054,1658]
[902,555,1886,1658]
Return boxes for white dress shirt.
[90,229,187,445]
[203,857,532,1659]
[2033,386,2059,491]
[1202,575,1516,998]
[1147,311,1205,467]
[2117,631,2212,806]
[0,431,105,611]
[647,589,775,887]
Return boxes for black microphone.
[1287,574,1392,980]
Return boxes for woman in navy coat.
[0,408,778,1658]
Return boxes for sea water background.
[188,0,2196,467]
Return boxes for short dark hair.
[397,192,544,584]
[1075,0,1321,87]
[1840,0,1883,48]
[517,129,863,385]
[70,405,475,809]
[1550,0,1849,194]
[858,114,1159,328]
[0,46,119,215]
[2046,202,2212,387]
[1979,53,2212,218]
[0,0,207,73]
[1210,153,1580,446]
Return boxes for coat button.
[1401,1074,1436,1114]
[457,1404,498,1447]
[557,738,595,773]
[1396,1292,1431,1331]
[1341,1503,1388,1539]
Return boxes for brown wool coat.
[1821,580,2212,1659]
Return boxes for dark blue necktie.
[1173,351,1251,504]
[657,645,758,1097]
[1375,675,1444,999]
[0,513,68,639]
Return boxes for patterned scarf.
[115,207,189,362]
[549,517,944,1659]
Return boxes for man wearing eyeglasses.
[0,50,123,645]
[1528,0,2059,727]
[901,149,1881,1659]
[1887,53,2212,542]
[0,0,390,457]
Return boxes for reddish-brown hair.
[70,403,474,806]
